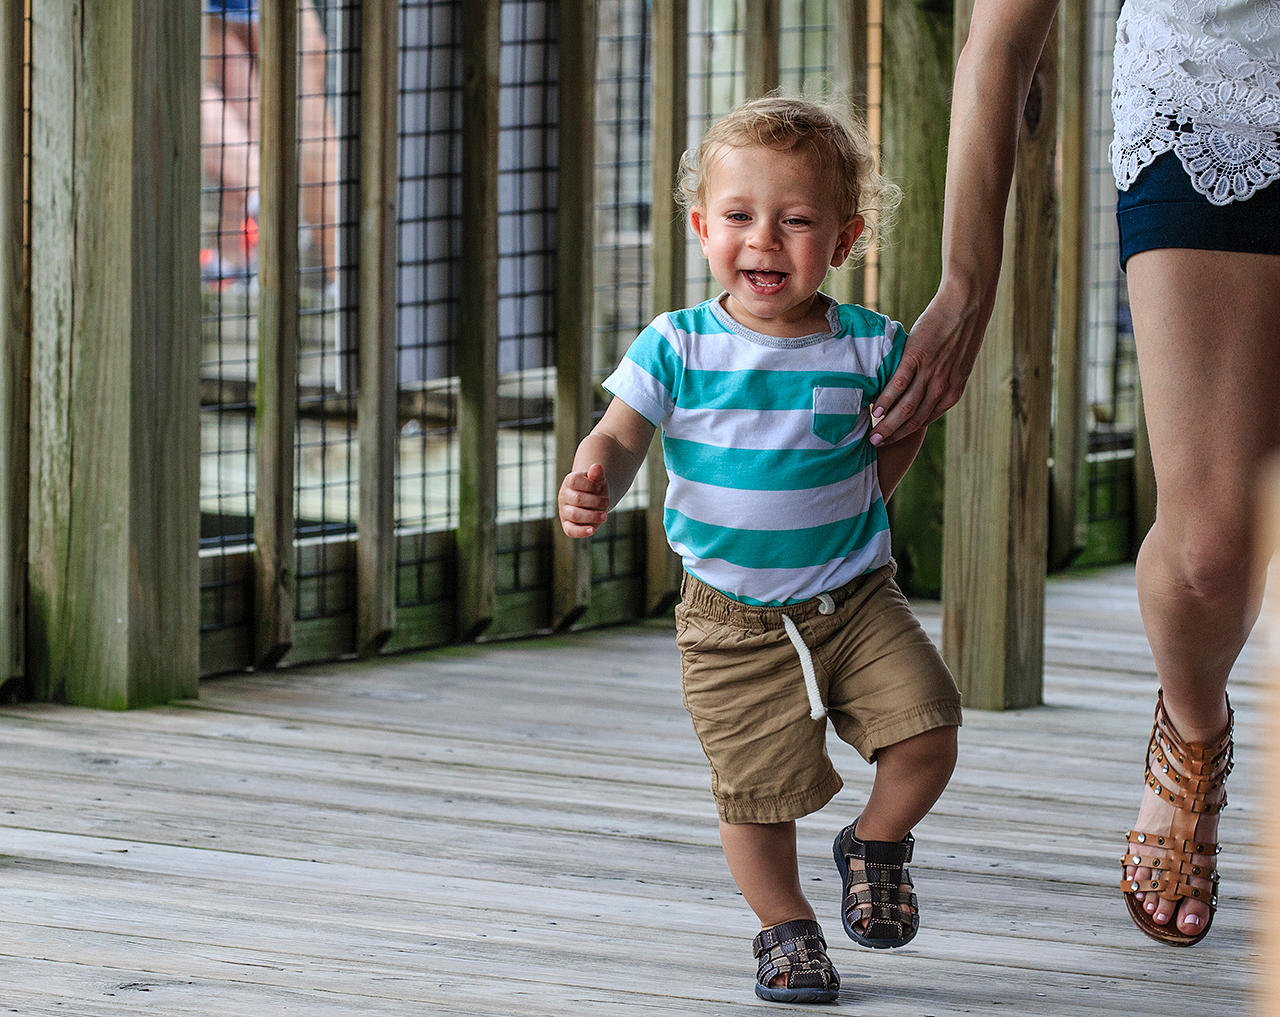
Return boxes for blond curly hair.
[677,95,899,264]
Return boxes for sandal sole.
[1124,888,1211,947]
[755,983,840,1004]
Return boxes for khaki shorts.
[675,562,962,825]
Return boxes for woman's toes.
[1178,911,1203,935]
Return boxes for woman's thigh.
[1127,247,1280,540]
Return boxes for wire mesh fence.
[199,1,262,637]
[293,0,360,623]
[590,0,651,587]
[395,0,462,610]
[494,0,558,607]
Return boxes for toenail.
[1184,914,1201,927]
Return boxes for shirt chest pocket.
[812,386,864,445]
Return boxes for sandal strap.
[753,919,839,992]
[838,825,919,940]
[1121,690,1233,932]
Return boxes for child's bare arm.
[558,399,656,537]
[875,425,928,501]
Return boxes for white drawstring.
[782,613,827,720]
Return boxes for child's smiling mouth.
[743,270,788,292]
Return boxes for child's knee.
[880,724,957,771]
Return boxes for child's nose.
[747,221,782,250]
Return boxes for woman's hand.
[869,287,992,445]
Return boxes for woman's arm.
[869,0,1059,446]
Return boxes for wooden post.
[457,0,500,641]
[1261,460,1280,1017]
[941,8,1057,710]
[830,0,868,308]
[357,0,399,654]
[255,0,300,668]
[0,0,27,687]
[646,0,687,616]
[877,0,953,597]
[27,0,201,707]
[1049,0,1089,569]
[553,0,597,631]
[744,0,780,99]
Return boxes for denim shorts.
[1117,150,1280,268]
[674,562,962,825]
[206,0,258,22]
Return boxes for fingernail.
[871,406,885,420]
[870,433,882,446]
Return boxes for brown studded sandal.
[752,919,840,1004]
[1120,690,1233,947]
[833,818,919,949]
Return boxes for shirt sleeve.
[874,319,909,397]
[601,315,684,427]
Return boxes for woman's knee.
[1143,519,1252,601]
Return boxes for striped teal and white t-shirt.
[603,294,907,606]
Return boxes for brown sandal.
[1120,690,1233,946]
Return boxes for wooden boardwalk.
[0,566,1265,1015]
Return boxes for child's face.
[690,143,863,337]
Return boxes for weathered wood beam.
[553,0,597,631]
[1049,0,1089,569]
[457,0,500,641]
[0,0,27,687]
[878,0,952,597]
[357,0,399,654]
[28,0,201,706]
[744,0,780,99]
[941,7,1058,710]
[829,0,868,308]
[255,0,301,668]
[646,0,688,616]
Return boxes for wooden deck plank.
[0,565,1264,1014]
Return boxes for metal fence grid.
[779,0,838,96]
[1085,0,1137,532]
[590,0,651,583]
[395,0,462,609]
[495,0,558,599]
[199,2,262,635]
[293,0,361,622]
[685,0,745,306]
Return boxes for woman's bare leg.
[299,1,339,283]
[1125,246,1280,936]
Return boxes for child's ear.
[689,207,711,253]
[831,215,865,268]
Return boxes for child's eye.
[784,217,812,227]
[726,212,751,223]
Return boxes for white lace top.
[1111,0,1280,204]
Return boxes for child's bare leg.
[719,820,814,929]
[857,725,957,841]
[840,725,957,935]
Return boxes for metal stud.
[1152,860,1160,867]
[1130,881,1140,891]
[1158,837,1165,845]
[1132,857,1141,865]
[1151,881,1160,889]
[1137,834,1146,844]
[1192,889,1201,898]
[1192,867,1201,875]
